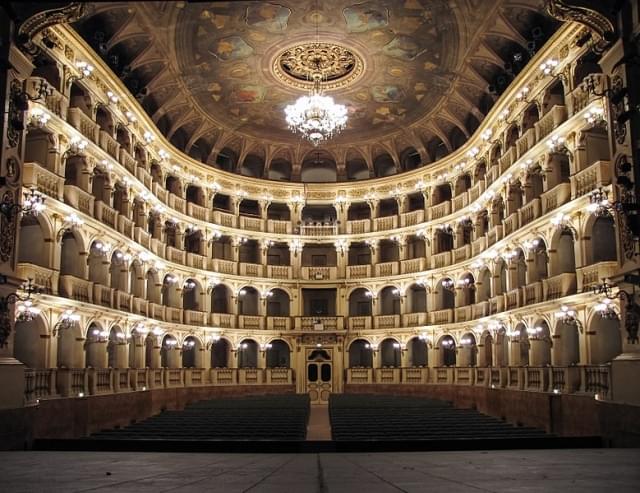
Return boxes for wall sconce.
[459,337,474,346]
[90,328,110,343]
[539,58,558,75]
[418,333,430,343]
[28,107,51,128]
[415,179,427,192]
[205,334,220,350]
[64,136,88,158]
[164,338,178,348]
[595,298,618,320]
[364,342,378,351]
[66,61,94,85]
[15,300,40,322]
[441,278,455,292]
[158,149,170,161]
[260,343,273,351]
[52,310,81,336]
[546,134,566,152]
[183,339,196,349]
[441,339,455,348]
[526,326,546,339]
[92,241,111,256]
[515,86,530,102]
[555,305,579,326]
[143,131,155,144]
[183,280,197,291]
[481,128,493,141]
[584,105,606,126]
[206,277,221,293]
[106,91,119,104]
[124,111,137,124]
[0,187,46,220]
[550,212,570,229]
[592,281,639,342]
[152,326,164,337]
[467,147,480,159]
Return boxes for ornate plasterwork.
[274,42,364,91]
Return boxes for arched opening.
[266,340,290,368]
[211,338,230,368]
[458,333,477,366]
[512,323,530,366]
[407,337,428,367]
[18,216,48,267]
[267,203,291,221]
[186,185,205,207]
[107,326,125,368]
[438,335,456,367]
[477,268,492,302]
[160,334,179,368]
[161,274,180,307]
[530,238,549,282]
[116,125,131,153]
[480,333,494,367]
[184,228,203,255]
[495,259,508,296]
[529,320,551,366]
[379,286,401,315]
[268,158,292,181]
[239,199,260,218]
[455,174,472,196]
[513,248,527,288]
[378,239,399,263]
[431,183,452,206]
[552,228,576,275]
[87,241,109,285]
[212,235,233,260]
[95,105,114,135]
[165,175,182,198]
[435,278,455,310]
[495,328,509,367]
[267,288,290,317]
[347,202,371,221]
[129,261,144,298]
[85,322,108,369]
[373,152,396,177]
[182,278,203,311]
[405,235,426,259]
[145,334,158,368]
[182,336,201,368]
[400,147,421,171]
[238,286,259,316]
[239,239,260,264]
[91,169,111,205]
[458,273,476,306]
[109,251,128,291]
[433,226,454,253]
[522,103,540,132]
[348,242,371,266]
[238,339,258,368]
[164,220,179,248]
[64,155,83,187]
[57,315,83,368]
[407,284,427,313]
[591,216,617,263]
[474,161,486,182]
[346,155,369,180]
[590,314,622,364]
[573,54,602,87]
[380,338,401,367]
[69,82,91,117]
[348,339,373,368]
[267,242,290,266]
[146,270,161,304]
[553,320,580,366]
[240,153,264,178]
[211,284,231,313]
[349,288,372,316]
[215,147,237,171]
[14,314,48,368]
[301,151,337,182]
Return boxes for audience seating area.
[91,394,310,441]
[329,394,549,442]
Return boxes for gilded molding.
[546,0,615,44]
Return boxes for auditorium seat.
[91,394,310,441]
[329,394,550,441]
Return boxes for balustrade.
[347,264,371,279]
[23,161,64,199]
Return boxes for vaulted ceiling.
[72,0,558,172]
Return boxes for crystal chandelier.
[285,73,348,146]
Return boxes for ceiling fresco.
[73,0,557,172]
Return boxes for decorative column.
[334,239,348,279]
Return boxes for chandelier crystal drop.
[285,74,348,146]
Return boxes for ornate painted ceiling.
[72,0,557,176]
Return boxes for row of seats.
[91,394,310,441]
[329,394,549,441]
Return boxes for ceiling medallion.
[274,42,364,91]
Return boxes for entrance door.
[306,348,332,403]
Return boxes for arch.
[87,241,109,285]
[211,337,231,368]
[348,338,373,368]
[407,283,427,313]
[433,226,454,253]
[573,54,602,88]
[165,175,183,198]
[530,238,549,282]
[268,157,292,181]
[407,336,428,367]
[349,287,372,316]
[480,331,494,367]
[435,278,455,310]
[494,258,508,296]
[346,150,369,180]
[18,214,51,268]
[495,327,509,367]
[529,319,551,366]
[458,272,476,306]
[267,288,290,316]
[301,150,337,182]
[216,146,238,172]
[505,124,519,149]
[379,285,401,315]
[145,333,159,368]
[553,320,580,366]
[85,321,108,369]
[454,174,472,196]
[183,278,204,311]
[14,314,48,368]
[69,81,92,117]
[522,103,539,132]
[146,269,161,304]
[109,251,128,291]
[589,313,622,364]
[182,335,202,368]
[400,146,422,171]
[91,169,111,205]
[458,333,477,367]
[238,339,259,368]
[380,338,401,367]
[591,215,617,263]
[161,274,181,308]
[266,339,290,368]
[211,283,232,313]
[513,248,527,288]
[240,153,264,178]
[512,322,530,366]
[184,228,204,255]
[373,152,396,177]
[115,125,131,153]
[267,202,291,221]
[437,335,456,367]
[186,184,205,206]
[476,267,492,302]
[95,104,115,135]
[160,334,179,368]
[238,286,259,316]
[550,227,576,276]
[107,325,126,368]
[431,183,452,206]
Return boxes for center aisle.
[306,404,332,441]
